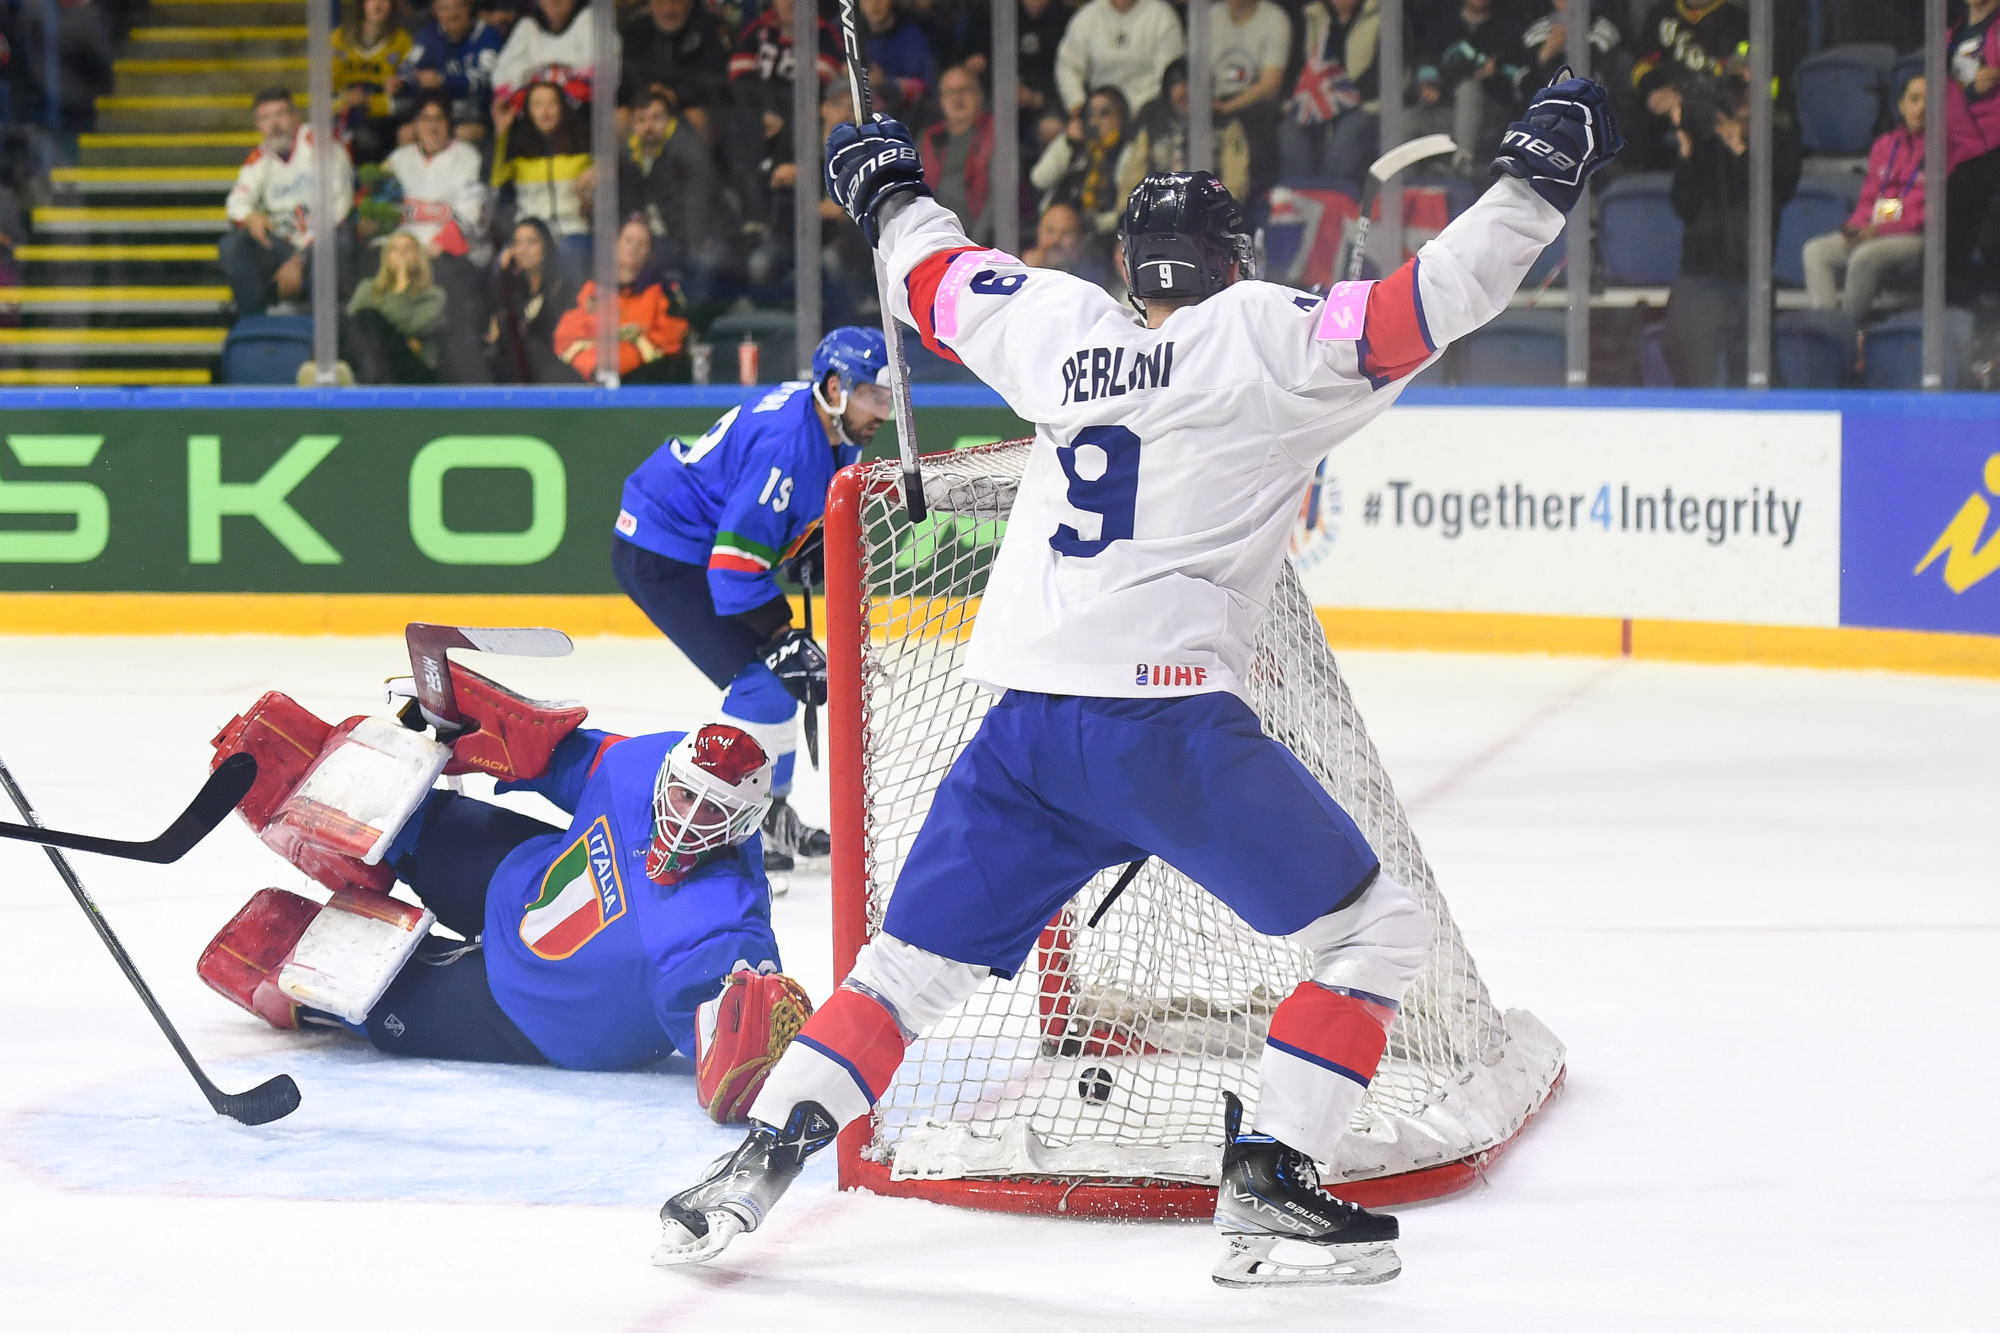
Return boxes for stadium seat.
[1774,309,1855,388]
[1598,173,1682,285]
[219,314,313,385]
[1638,321,1674,387]
[1861,307,1974,390]
[1796,44,1897,156]
[1458,308,1568,386]
[1775,174,1864,287]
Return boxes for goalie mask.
[648,725,775,883]
[1120,171,1257,309]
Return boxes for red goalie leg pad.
[211,692,334,833]
[196,888,322,1031]
[1265,981,1399,1088]
[212,697,396,896]
[790,986,907,1105]
[695,969,817,1124]
[440,663,589,781]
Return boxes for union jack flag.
[1287,40,1362,127]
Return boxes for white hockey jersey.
[491,9,617,109]
[224,127,354,247]
[879,180,1563,699]
[385,140,491,262]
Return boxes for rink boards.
[0,385,1993,674]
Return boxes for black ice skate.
[1211,1091,1402,1288]
[761,796,831,863]
[652,1100,837,1265]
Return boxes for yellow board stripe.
[0,369,213,385]
[52,167,239,182]
[112,57,308,73]
[0,287,232,302]
[15,244,220,260]
[76,131,258,147]
[0,597,1991,680]
[130,24,309,39]
[0,327,226,345]
[96,94,255,110]
[1311,608,2000,681]
[32,206,229,223]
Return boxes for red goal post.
[823,442,1564,1219]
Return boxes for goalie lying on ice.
[196,666,812,1122]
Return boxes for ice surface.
[0,635,1994,1330]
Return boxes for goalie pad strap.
[212,694,394,896]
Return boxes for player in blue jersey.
[198,673,814,1122]
[612,326,893,872]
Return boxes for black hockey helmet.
[1119,171,1256,306]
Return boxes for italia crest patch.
[519,817,626,960]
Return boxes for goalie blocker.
[200,657,814,1118]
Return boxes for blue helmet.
[811,325,890,398]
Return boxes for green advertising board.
[0,390,1030,594]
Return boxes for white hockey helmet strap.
[652,725,775,862]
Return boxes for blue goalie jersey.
[479,727,782,1070]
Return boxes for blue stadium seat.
[1774,309,1855,388]
[1598,173,1682,285]
[1862,308,1974,390]
[1796,44,1896,156]
[220,314,313,385]
[1775,174,1864,287]
[1458,308,1568,386]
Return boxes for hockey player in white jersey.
[654,71,1620,1286]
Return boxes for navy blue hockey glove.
[762,627,828,707]
[1490,67,1622,214]
[826,118,932,245]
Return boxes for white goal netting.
[841,442,1562,1196]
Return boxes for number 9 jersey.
[878,181,1566,699]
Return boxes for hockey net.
[824,441,1564,1218]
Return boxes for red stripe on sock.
[904,245,982,362]
[797,987,908,1102]
[1267,982,1395,1082]
[1361,259,1434,382]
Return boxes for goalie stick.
[0,751,257,864]
[834,0,927,525]
[405,623,574,738]
[1345,133,1458,283]
[0,751,300,1125]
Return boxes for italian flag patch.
[709,531,778,574]
[519,816,627,960]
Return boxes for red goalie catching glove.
[695,966,815,1124]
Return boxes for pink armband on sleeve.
[932,248,1019,341]
[1315,280,1374,342]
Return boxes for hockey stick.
[799,570,820,771]
[0,751,257,864]
[405,623,574,738]
[0,752,300,1125]
[834,0,927,525]
[1345,133,1458,283]
[1086,857,1148,928]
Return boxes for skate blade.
[651,1212,745,1267]
[1211,1234,1402,1288]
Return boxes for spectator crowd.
[2,0,1995,386]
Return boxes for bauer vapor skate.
[1211,1091,1402,1288]
[652,1100,837,1265]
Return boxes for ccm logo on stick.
[1137,664,1208,687]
